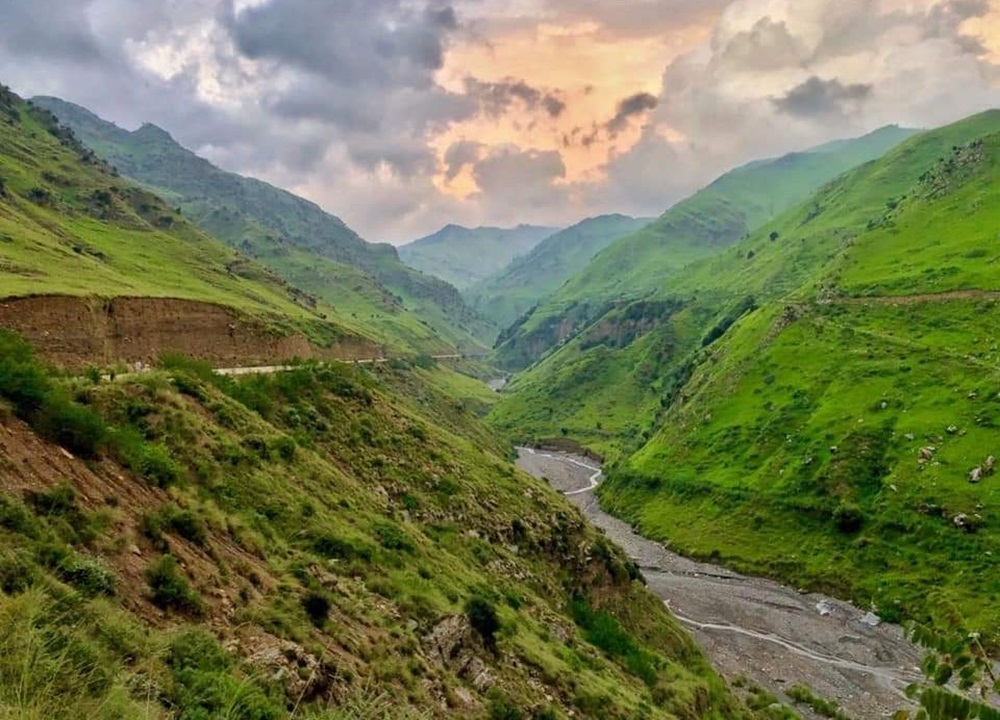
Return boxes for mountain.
[466,214,653,329]
[0,83,756,719]
[0,85,392,364]
[30,96,494,353]
[492,125,920,371]
[518,109,1000,646]
[399,223,557,290]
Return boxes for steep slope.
[0,331,757,718]
[399,224,557,290]
[467,214,652,329]
[493,125,918,371]
[595,112,1000,643]
[31,96,493,352]
[0,85,384,362]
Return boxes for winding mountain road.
[517,447,924,719]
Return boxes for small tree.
[466,596,500,654]
[769,231,780,242]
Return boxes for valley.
[2,21,999,715]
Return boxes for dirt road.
[516,448,924,719]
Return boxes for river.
[516,447,924,719]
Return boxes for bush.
[145,555,203,615]
[374,522,414,553]
[466,596,500,653]
[833,502,865,534]
[487,690,525,720]
[56,554,116,597]
[33,394,108,458]
[0,333,50,416]
[301,590,331,628]
[142,504,208,547]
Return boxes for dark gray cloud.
[1,0,999,242]
[607,92,659,136]
[443,140,484,181]
[227,0,457,89]
[463,77,567,118]
[773,77,873,118]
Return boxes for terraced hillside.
[400,224,557,290]
[583,111,1000,644]
[31,96,493,353]
[467,214,652,330]
[492,125,917,372]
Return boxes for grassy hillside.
[466,215,652,329]
[31,96,493,353]
[0,327,761,718]
[492,126,918,371]
[400,224,556,291]
[593,112,1000,644]
[0,85,381,351]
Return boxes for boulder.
[918,446,937,464]
[970,467,983,484]
[985,455,996,476]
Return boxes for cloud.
[0,0,998,242]
[773,77,873,118]
[463,77,567,118]
[607,92,659,136]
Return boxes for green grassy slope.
[0,331,757,718]
[31,96,494,352]
[492,126,918,371]
[0,85,376,347]
[399,224,557,290]
[466,214,652,329]
[598,113,1000,642]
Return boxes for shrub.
[56,554,116,597]
[143,504,208,547]
[487,690,525,720]
[466,596,500,653]
[833,502,865,534]
[301,590,331,628]
[145,555,204,615]
[33,394,108,458]
[375,522,414,553]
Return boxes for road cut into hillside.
[517,447,924,720]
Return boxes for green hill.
[492,125,919,371]
[467,214,652,329]
[399,223,557,290]
[0,83,758,719]
[31,96,493,353]
[0,85,380,353]
[510,110,1000,643]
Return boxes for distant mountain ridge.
[491,124,920,370]
[399,223,557,290]
[466,214,653,329]
[31,96,494,352]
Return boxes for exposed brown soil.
[0,294,381,369]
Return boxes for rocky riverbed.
[517,447,925,719]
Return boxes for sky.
[1,0,999,243]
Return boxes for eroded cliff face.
[0,295,380,368]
